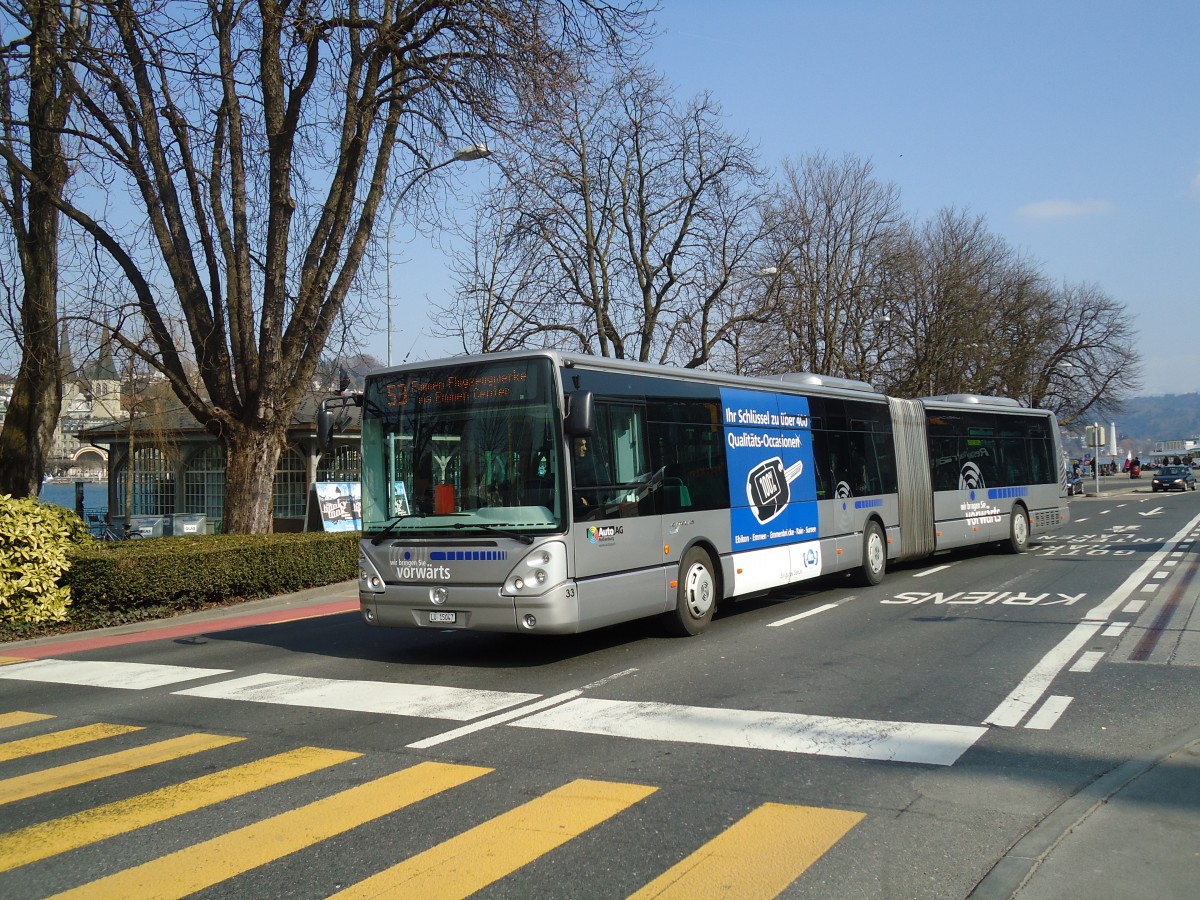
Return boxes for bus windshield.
[360,358,565,538]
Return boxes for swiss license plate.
[428,611,457,624]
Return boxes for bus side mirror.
[564,391,595,437]
[316,402,335,453]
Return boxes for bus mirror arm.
[564,390,595,437]
[316,393,362,453]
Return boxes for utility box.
[129,516,166,538]
[171,514,207,536]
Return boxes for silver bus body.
[352,351,1068,635]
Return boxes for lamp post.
[385,144,492,366]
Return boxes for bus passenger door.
[570,403,664,628]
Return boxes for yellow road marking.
[51,761,492,899]
[0,732,242,806]
[0,723,141,762]
[628,802,865,899]
[332,778,657,899]
[0,745,359,874]
[0,710,54,728]
[0,656,33,666]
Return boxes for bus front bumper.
[360,581,583,634]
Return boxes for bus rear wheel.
[856,520,886,586]
[666,547,716,636]
[1007,505,1030,554]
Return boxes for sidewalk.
[0,580,360,661]
[971,723,1200,898]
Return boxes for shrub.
[0,495,89,624]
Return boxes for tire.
[856,520,887,586]
[665,546,717,636]
[1007,505,1030,554]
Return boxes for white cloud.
[1190,169,1200,201]
[1017,199,1112,220]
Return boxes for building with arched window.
[82,395,360,533]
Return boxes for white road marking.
[913,564,953,577]
[1102,622,1130,637]
[1025,695,1073,730]
[1074,518,1089,523]
[1085,511,1200,621]
[407,690,582,749]
[1165,560,1179,567]
[1153,571,1170,579]
[984,622,1103,727]
[1141,584,1159,593]
[767,601,840,627]
[1138,507,1164,517]
[1100,509,1111,515]
[1069,651,1105,673]
[0,659,230,690]
[174,673,539,721]
[511,697,986,766]
[1123,600,1146,614]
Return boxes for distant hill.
[1110,393,1200,451]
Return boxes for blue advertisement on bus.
[720,388,818,550]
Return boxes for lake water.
[38,481,109,516]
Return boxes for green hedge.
[0,530,359,641]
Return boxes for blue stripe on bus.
[854,499,884,509]
[429,550,508,561]
[987,487,1029,500]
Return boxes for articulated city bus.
[318,351,1068,636]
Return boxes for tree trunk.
[222,425,286,533]
[0,0,68,499]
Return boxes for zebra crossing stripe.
[50,761,492,900]
[0,733,243,806]
[0,746,359,874]
[0,723,142,763]
[329,778,657,899]
[629,802,865,898]
[0,711,54,729]
[0,659,231,689]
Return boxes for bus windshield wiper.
[369,512,426,546]
[426,521,536,544]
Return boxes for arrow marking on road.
[1138,507,1164,517]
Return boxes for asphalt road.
[1,484,1198,898]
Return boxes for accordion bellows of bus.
[316,351,1069,637]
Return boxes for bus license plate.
[428,611,457,624]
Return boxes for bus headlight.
[503,541,567,597]
[359,552,386,594]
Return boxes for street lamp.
[385,144,493,366]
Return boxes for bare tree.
[0,0,647,531]
[439,66,771,368]
[0,0,83,497]
[742,153,904,381]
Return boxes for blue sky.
[383,0,1199,396]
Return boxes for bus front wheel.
[857,520,886,586]
[666,547,717,636]
[1007,505,1030,554]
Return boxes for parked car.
[1151,465,1197,492]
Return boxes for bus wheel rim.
[868,531,885,573]
[1014,512,1028,543]
[684,563,714,618]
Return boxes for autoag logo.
[586,525,623,545]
